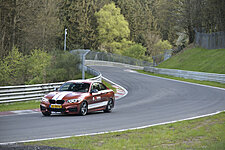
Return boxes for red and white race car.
[40,80,115,116]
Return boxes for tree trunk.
[188,25,195,44]
[12,0,16,48]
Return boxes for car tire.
[104,99,114,113]
[42,111,51,116]
[79,101,88,116]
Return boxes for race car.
[40,80,115,116]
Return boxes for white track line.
[102,76,128,100]
[1,110,224,145]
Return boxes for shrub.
[0,48,82,86]
[123,44,146,59]
[26,49,51,84]
[153,40,172,56]
[0,47,26,85]
[47,51,80,83]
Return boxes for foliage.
[0,0,62,57]
[26,49,52,84]
[1,0,224,59]
[0,47,26,85]
[95,3,131,53]
[0,47,81,86]
[144,32,161,56]
[123,44,146,60]
[58,0,109,50]
[176,32,189,47]
[47,51,80,83]
[153,40,172,56]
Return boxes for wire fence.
[85,51,153,66]
[195,30,225,49]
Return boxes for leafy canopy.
[95,3,131,53]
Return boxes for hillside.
[158,48,225,74]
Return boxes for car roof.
[66,80,100,84]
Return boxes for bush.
[26,49,51,84]
[153,40,172,56]
[0,47,26,85]
[122,44,152,62]
[123,44,146,59]
[47,51,80,83]
[0,48,81,86]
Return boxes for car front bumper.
[40,103,80,114]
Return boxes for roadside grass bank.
[25,112,225,150]
[158,48,225,74]
[0,78,116,112]
[0,100,40,112]
[102,80,116,93]
[136,70,225,89]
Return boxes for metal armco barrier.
[0,67,102,103]
[85,60,144,70]
[144,66,225,83]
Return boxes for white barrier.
[144,66,225,83]
[86,60,144,70]
[0,67,102,103]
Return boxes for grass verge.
[0,100,40,112]
[136,70,225,89]
[102,80,117,93]
[0,79,117,112]
[25,112,225,149]
[158,48,225,74]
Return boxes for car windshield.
[59,82,90,93]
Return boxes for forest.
[1,0,225,59]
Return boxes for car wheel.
[104,99,113,113]
[80,102,88,116]
[42,111,51,116]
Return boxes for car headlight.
[67,99,82,103]
[42,97,49,102]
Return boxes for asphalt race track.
[0,66,225,144]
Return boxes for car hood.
[45,91,88,100]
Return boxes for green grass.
[158,48,225,74]
[136,70,225,89]
[102,80,117,93]
[0,100,40,112]
[25,112,225,150]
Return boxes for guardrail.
[144,66,225,83]
[85,60,144,70]
[85,50,153,66]
[0,67,102,103]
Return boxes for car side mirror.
[54,87,59,91]
[90,89,98,94]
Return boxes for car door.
[88,82,103,110]
[98,83,110,101]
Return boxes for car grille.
[49,99,65,104]
[48,108,65,112]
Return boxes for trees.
[59,0,111,50]
[175,0,225,43]
[0,0,62,58]
[1,0,224,60]
[95,3,131,54]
